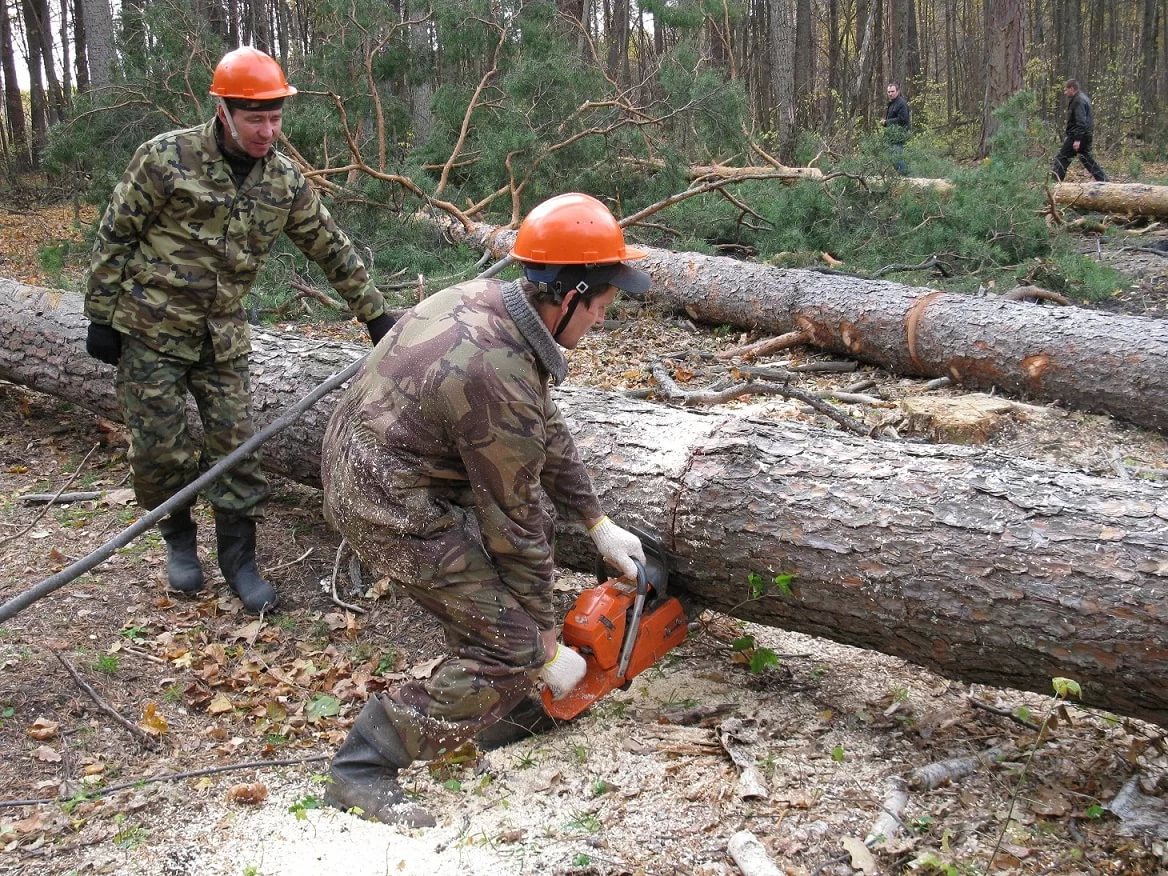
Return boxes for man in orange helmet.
[318,192,651,827]
[82,47,394,614]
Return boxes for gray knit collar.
[502,280,568,385]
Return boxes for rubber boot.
[157,508,205,594]
[324,698,436,828]
[474,695,560,751]
[214,514,278,614]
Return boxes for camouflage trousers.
[115,335,268,518]
[340,504,547,762]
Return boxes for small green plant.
[830,744,846,762]
[92,653,120,675]
[288,795,323,821]
[747,571,793,599]
[1084,803,1106,819]
[374,650,400,675]
[570,743,588,764]
[242,866,262,876]
[572,853,592,867]
[119,624,150,643]
[111,816,148,850]
[0,705,14,726]
[443,778,462,792]
[731,635,780,674]
[590,778,615,796]
[564,810,602,833]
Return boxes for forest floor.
[0,187,1167,876]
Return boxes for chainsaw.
[542,526,688,720]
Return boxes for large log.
[439,222,1168,434]
[650,160,1168,219]
[2,278,1166,726]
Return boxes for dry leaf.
[102,488,137,506]
[32,745,61,763]
[226,782,269,805]
[841,836,877,874]
[207,694,234,715]
[229,620,264,642]
[26,717,59,741]
[139,702,169,736]
[410,656,444,679]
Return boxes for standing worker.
[319,192,651,827]
[881,81,911,175]
[1051,79,1108,182]
[83,47,395,614]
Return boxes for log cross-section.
[2,278,1167,726]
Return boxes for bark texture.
[442,223,1168,433]
[2,279,1167,725]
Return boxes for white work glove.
[587,516,646,580]
[539,643,587,699]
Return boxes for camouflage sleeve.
[84,141,171,324]
[452,380,564,631]
[541,393,604,525]
[282,173,387,323]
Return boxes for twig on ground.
[19,491,101,505]
[54,651,160,750]
[1002,285,1071,305]
[329,538,366,614]
[872,254,948,278]
[923,376,952,391]
[968,695,1042,730]
[715,330,808,361]
[264,547,314,574]
[0,444,100,550]
[0,755,330,808]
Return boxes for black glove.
[86,323,123,365]
[365,312,395,345]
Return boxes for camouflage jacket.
[84,118,386,362]
[322,279,604,630]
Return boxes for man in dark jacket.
[882,82,911,175]
[1052,79,1108,182]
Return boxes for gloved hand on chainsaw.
[587,516,646,579]
[539,642,587,699]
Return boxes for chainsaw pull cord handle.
[617,558,650,678]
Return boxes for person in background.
[318,192,651,827]
[83,47,394,614]
[882,81,911,175]
[1052,78,1108,182]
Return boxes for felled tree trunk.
[651,161,1168,218]
[440,222,1168,434]
[2,279,1167,726]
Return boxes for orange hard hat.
[209,47,297,100]
[512,193,645,265]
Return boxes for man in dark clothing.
[882,82,911,175]
[1052,79,1108,182]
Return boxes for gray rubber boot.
[157,508,205,594]
[474,695,560,751]
[214,514,278,614]
[324,698,436,828]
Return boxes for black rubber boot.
[157,508,205,594]
[324,698,436,828]
[474,695,560,751]
[214,514,278,614]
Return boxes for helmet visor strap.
[552,290,584,341]
[218,97,243,146]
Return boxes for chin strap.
[218,97,243,148]
[551,290,583,340]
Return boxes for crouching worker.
[319,193,651,827]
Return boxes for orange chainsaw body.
[541,567,688,720]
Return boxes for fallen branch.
[872,254,948,279]
[715,330,808,361]
[0,445,99,550]
[329,539,365,614]
[54,651,159,750]
[1002,285,1071,306]
[19,491,101,504]
[728,830,783,876]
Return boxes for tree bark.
[79,0,115,87]
[436,219,1168,434]
[2,279,1166,726]
[977,0,1024,158]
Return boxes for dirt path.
[1,207,1166,875]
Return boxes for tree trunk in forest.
[768,0,795,158]
[79,0,115,87]
[72,0,88,94]
[2,278,1166,727]
[793,0,813,128]
[977,0,1024,158]
[20,0,49,164]
[436,217,1168,433]
[1,0,29,171]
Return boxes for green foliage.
[288,795,323,820]
[92,653,121,675]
